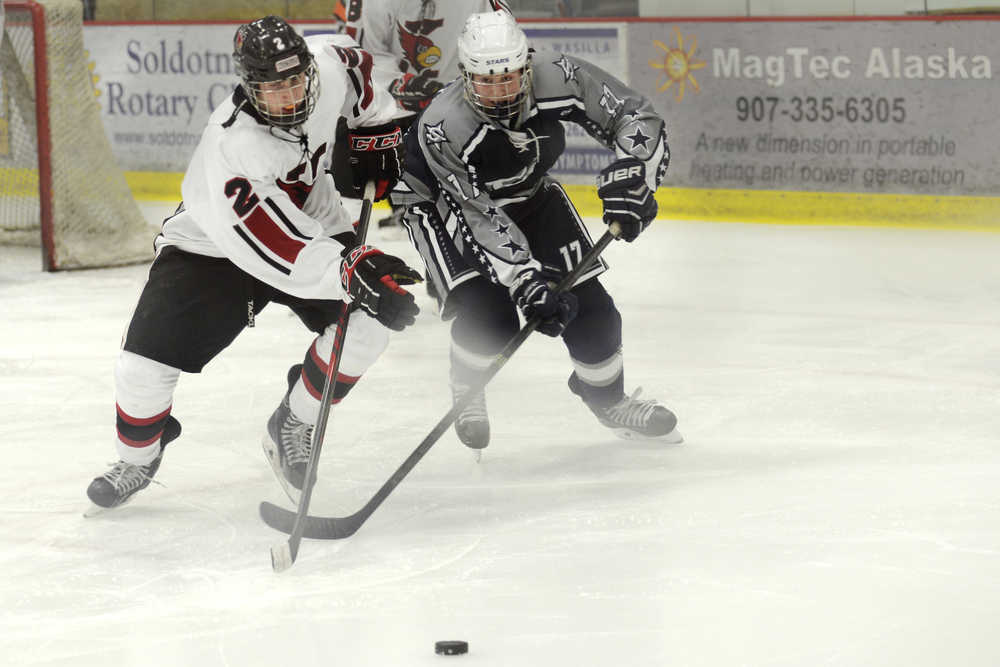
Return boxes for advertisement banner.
[628,19,998,196]
[84,24,241,172]
[83,22,624,180]
[523,24,625,182]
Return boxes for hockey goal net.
[1,0,153,270]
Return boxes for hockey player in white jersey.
[393,11,681,449]
[86,16,422,511]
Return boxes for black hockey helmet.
[233,16,319,128]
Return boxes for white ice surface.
[2,206,1000,666]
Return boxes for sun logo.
[649,26,706,102]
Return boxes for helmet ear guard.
[233,16,320,129]
[456,11,532,124]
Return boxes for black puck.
[435,640,469,655]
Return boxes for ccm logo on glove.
[339,244,422,331]
[349,128,402,152]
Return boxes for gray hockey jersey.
[394,49,669,290]
[344,0,511,98]
[156,35,398,301]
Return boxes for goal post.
[0,0,154,270]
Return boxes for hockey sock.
[567,355,626,409]
[288,312,390,424]
[448,278,519,358]
[115,405,173,465]
[560,279,625,407]
[114,351,181,464]
[449,342,494,384]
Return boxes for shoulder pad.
[218,125,295,183]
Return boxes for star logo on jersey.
[657,156,669,182]
[626,126,651,150]
[553,55,580,83]
[599,83,625,117]
[486,206,500,218]
[424,120,448,151]
[500,239,525,257]
[492,220,511,238]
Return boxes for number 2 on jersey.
[225,177,260,216]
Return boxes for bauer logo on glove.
[597,157,658,243]
[598,163,644,188]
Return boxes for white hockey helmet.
[457,11,532,123]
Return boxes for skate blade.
[261,435,301,505]
[82,499,132,518]
[83,504,108,518]
[613,427,684,444]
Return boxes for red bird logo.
[397,17,444,73]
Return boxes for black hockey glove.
[340,245,423,331]
[511,269,579,338]
[388,71,444,112]
[597,157,658,242]
[332,120,403,202]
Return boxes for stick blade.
[260,500,361,540]
[259,501,297,534]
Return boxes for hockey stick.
[267,181,376,572]
[259,222,622,540]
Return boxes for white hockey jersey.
[343,0,511,98]
[156,34,398,301]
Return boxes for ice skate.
[570,375,682,442]
[84,416,182,515]
[262,364,313,503]
[451,373,490,452]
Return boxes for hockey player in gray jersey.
[85,16,422,512]
[393,11,681,449]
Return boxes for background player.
[341,0,511,235]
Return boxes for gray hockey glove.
[511,268,578,337]
[597,157,658,242]
[388,71,444,112]
[340,245,422,331]
[332,120,403,201]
